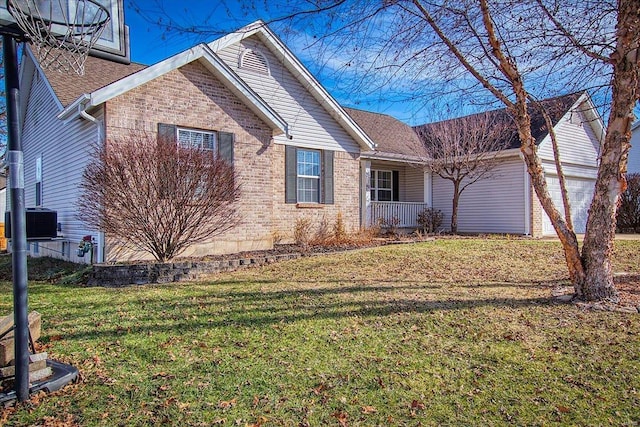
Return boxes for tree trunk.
[579,0,638,302]
[451,180,461,233]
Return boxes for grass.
[0,238,639,426]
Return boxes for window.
[370,170,393,201]
[178,128,217,151]
[285,146,334,205]
[158,123,234,164]
[35,156,42,206]
[297,149,321,203]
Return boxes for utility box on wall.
[5,208,58,240]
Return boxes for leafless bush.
[417,208,444,234]
[617,173,640,233]
[332,212,347,243]
[381,216,401,239]
[294,217,312,245]
[78,132,240,262]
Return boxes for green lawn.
[1,238,639,426]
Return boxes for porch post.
[423,169,432,206]
[360,160,371,228]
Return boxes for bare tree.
[78,133,240,262]
[414,111,514,233]
[133,0,639,302]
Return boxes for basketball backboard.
[0,0,130,64]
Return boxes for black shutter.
[285,145,297,204]
[322,150,334,204]
[158,123,177,143]
[218,132,234,164]
[392,170,399,201]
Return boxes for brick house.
[18,21,374,263]
[17,21,603,263]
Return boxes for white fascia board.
[23,46,64,113]
[574,92,605,144]
[360,151,427,165]
[209,21,375,151]
[57,43,288,135]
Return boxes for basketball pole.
[4,34,30,402]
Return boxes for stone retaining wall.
[88,253,302,287]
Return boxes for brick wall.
[271,144,361,242]
[101,60,363,260]
[104,61,276,260]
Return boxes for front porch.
[368,201,431,228]
[360,158,432,229]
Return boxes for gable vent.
[239,49,270,75]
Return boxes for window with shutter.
[285,147,334,205]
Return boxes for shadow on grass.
[51,279,562,342]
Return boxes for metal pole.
[4,35,30,402]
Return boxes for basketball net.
[7,0,111,76]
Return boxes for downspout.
[78,100,106,263]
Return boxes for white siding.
[432,157,527,234]
[403,166,425,202]
[537,107,601,169]
[370,160,425,203]
[217,36,361,154]
[629,125,640,174]
[20,66,103,263]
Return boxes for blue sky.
[122,1,431,125]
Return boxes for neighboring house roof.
[31,44,288,136]
[208,21,375,151]
[414,92,586,151]
[343,107,424,160]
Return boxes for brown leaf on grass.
[246,416,268,427]
[557,405,570,413]
[411,400,426,410]
[332,411,348,427]
[312,382,328,395]
[361,405,377,414]
[152,372,176,380]
[218,398,237,410]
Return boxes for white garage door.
[542,175,595,235]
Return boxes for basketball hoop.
[6,0,110,75]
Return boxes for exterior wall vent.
[239,49,270,76]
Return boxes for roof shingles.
[42,51,147,106]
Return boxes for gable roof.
[33,45,288,136]
[413,92,590,151]
[208,21,375,151]
[343,107,423,159]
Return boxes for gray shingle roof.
[413,92,584,150]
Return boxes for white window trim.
[177,127,218,152]
[370,169,393,202]
[297,149,321,203]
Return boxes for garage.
[542,175,596,235]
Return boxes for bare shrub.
[78,132,240,262]
[333,212,347,243]
[617,173,640,233]
[381,216,401,239]
[311,216,331,245]
[294,218,312,245]
[417,208,444,234]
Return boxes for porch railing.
[368,202,430,228]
